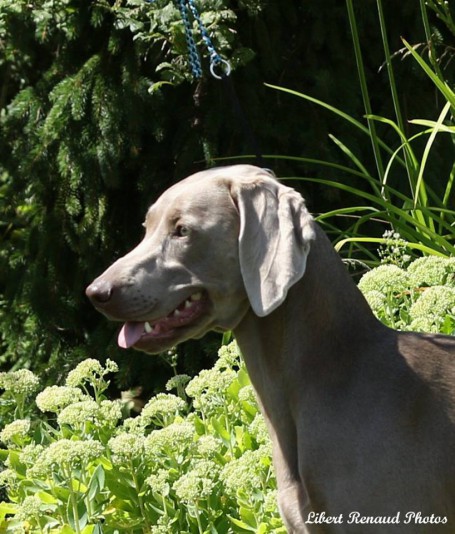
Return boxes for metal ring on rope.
[210,58,232,80]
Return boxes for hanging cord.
[147,0,264,166]
[175,0,203,78]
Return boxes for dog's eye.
[174,224,190,237]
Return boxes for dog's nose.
[86,279,113,304]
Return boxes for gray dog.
[87,165,455,533]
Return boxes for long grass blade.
[346,0,385,182]
[413,100,451,214]
[265,84,406,166]
[419,0,444,79]
[402,39,455,108]
[295,176,455,254]
[334,237,447,256]
[376,0,419,197]
[328,134,381,196]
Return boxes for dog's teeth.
[173,309,182,317]
[190,292,202,301]
[144,322,153,333]
[184,299,193,309]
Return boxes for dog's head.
[86,165,315,353]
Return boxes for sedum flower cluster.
[27,439,105,478]
[359,254,455,333]
[0,369,40,421]
[36,385,88,413]
[0,346,286,533]
[0,370,39,397]
[0,419,30,446]
[140,392,187,427]
[57,399,123,429]
[65,358,119,388]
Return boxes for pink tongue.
[118,322,145,349]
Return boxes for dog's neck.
[233,222,385,416]
[287,223,382,349]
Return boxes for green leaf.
[104,469,138,501]
[227,515,257,532]
[66,495,88,531]
[87,464,105,501]
[192,414,206,435]
[6,451,26,477]
[239,506,257,528]
[235,425,253,452]
[51,485,71,502]
[237,367,251,388]
[36,491,58,504]
[240,400,257,418]
[0,501,18,520]
[211,416,232,444]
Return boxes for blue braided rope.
[176,0,203,78]
[186,0,223,67]
[145,0,229,78]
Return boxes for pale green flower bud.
[144,422,195,458]
[408,256,455,288]
[16,495,42,522]
[249,413,270,445]
[358,264,410,295]
[99,399,123,426]
[0,468,17,486]
[263,489,279,512]
[0,369,39,396]
[36,386,88,413]
[221,445,272,496]
[410,286,455,332]
[215,341,241,370]
[173,459,219,502]
[196,435,222,457]
[108,432,145,463]
[363,290,387,314]
[57,399,122,428]
[65,358,116,387]
[104,359,119,374]
[28,439,103,477]
[150,515,175,533]
[185,368,236,411]
[0,419,30,444]
[19,444,44,468]
[165,374,191,392]
[145,468,171,495]
[238,384,257,405]
[140,393,186,426]
[57,400,99,427]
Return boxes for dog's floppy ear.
[230,172,315,317]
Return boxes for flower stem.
[130,460,151,532]
[65,470,81,534]
[194,502,204,534]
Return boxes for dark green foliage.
[0,0,453,390]
[0,0,251,387]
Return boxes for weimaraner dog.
[86,165,455,533]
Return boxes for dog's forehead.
[145,165,276,221]
[149,176,227,215]
[144,177,228,227]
